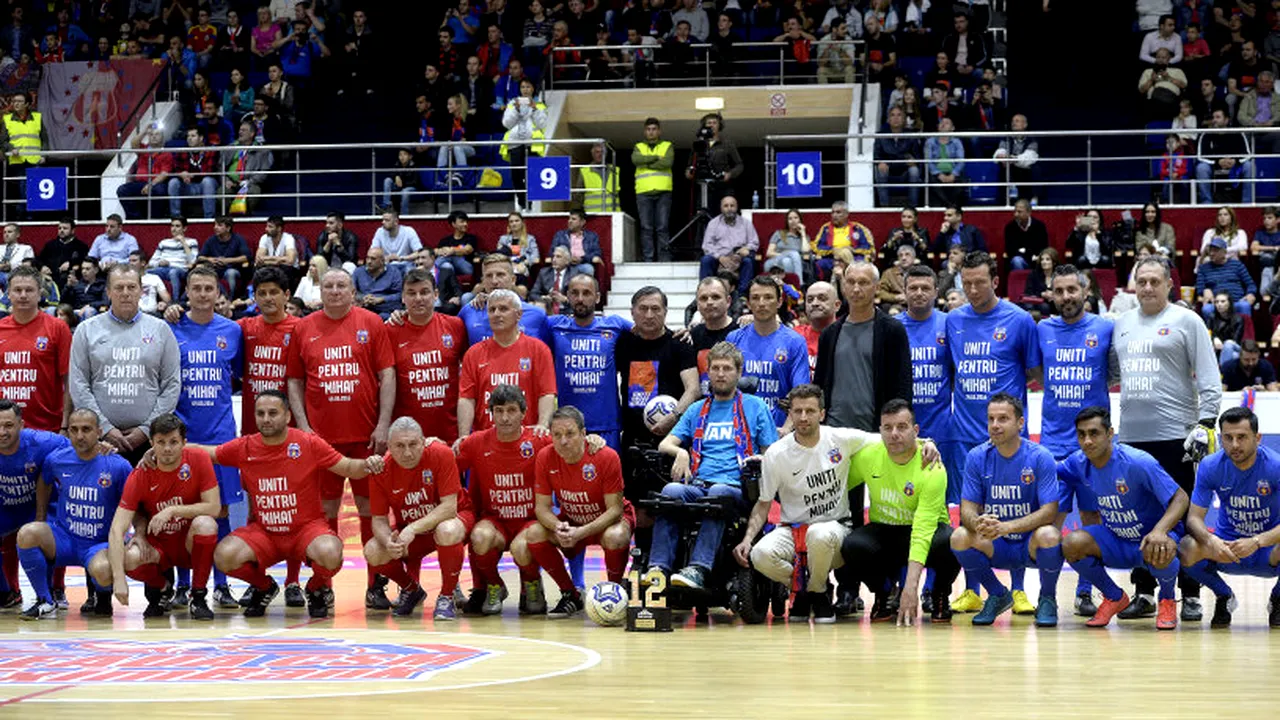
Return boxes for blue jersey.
[946,300,1041,446]
[548,314,633,433]
[900,309,952,442]
[672,393,778,485]
[173,314,243,444]
[1192,447,1280,541]
[725,324,810,427]
[41,447,131,543]
[459,301,550,347]
[1058,443,1181,542]
[1037,313,1114,458]
[961,439,1060,542]
[0,429,69,530]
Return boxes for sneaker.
[188,589,215,621]
[950,589,983,613]
[547,589,583,618]
[1181,595,1203,622]
[92,590,114,617]
[920,591,934,615]
[462,587,487,615]
[1156,598,1178,630]
[670,565,708,591]
[213,584,239,609]
[834,587,859,617]
[242,579,280,618]
[365,576,392,611]
[972,592,1014,626]
[284,582,306,608]
[393,584,427,617]
[810,591,836,624]
[21,599,56,621]
[238,585,255,608]
[433,594,457,621]
[1210,594,1238,628]
[307,586,332,619]
[79,590,97,616]
[1011,589,1035,615]
[1269,597,1280,628]
[1087,592,1132,628]
[788,591,811,622]
[930,595,953,624]
[143,582,173,618]
[521,579,547,615]
[1035,596,1058,627]
[52,588,67,610]
[870,591,898,623]
[0,590,22,609]
[1117,593,1157,619]
[482,583,505,615]
[1074,591,1098,618]
[170,585,190,608]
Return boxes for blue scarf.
[690,391,754,477]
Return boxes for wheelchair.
[627,448,783,625]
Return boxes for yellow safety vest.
[580,165,619,212]
[633,140,672,194]
[4,111,41,165]
[500,101,548,161]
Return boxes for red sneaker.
[1156,599,1178,630]
[1086,592,1131,627]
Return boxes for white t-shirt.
[760,426,878,524]
[140,273,165,314]
[371,226,423,260]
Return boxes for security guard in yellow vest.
[631,117,674,262]
[3,92,45,220]
[579,142,619,213]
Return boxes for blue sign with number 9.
[26,166,68,212]
[526,156,571,202]
[776,151,822,198]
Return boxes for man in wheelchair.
[650,342,779,591]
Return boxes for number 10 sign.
[26,166,68,212]
[775,151,822,199]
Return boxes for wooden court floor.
[1,555,1279,720]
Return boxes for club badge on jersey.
[287,443,301,459]
[422,469,433,486]
[1116,478,1129,495]
[97,472,112,488]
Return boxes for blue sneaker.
[433,594,457,621]
[972,592,1014,626]
[1035,596,1058,627]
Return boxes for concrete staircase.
[603,262,700,329]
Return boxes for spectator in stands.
[1140,14,1183,64]
[417,248,462,311]
[1081,268,1107,315]
[942,11,985,79]
[1135,201,1178,257]
[1192,77,1220,124]
[883,207,931,262]
[686,112,742,204]
[261,63,297,130]
[773,17,816,81]
[279,18,326,84]
[163,35,197,89]
[644,0,676,39]
[1065,209,1114,269]
[543,21,582,84]
[116,126,173,219]
[924,50,962,96]
[0,223,32,287]
[1126,242,1168,292]
[1139,47,1188,120]
[478,24,513,81]
[147,216,199,300]
[317,211,359,273]
[671,0,709,41]
[788,0,818,36]
[521,0,554,63]
[437,94,476,182]
[1226,41,1274,118]
[861,15,896,86]
[443,0,481,52]
[530,246,580,313]
[1172,97,1198,150]
[709,13,739,81]
[167,127,218,219]
[1206,290,1245,365]
[551,208,603,277]
[252,6,283,70]
[354,247,403,319]
[1183,22,1211,79]
[763,209,811,281]
[924,117,965,207]
[623,26,660,86]
[865,0,899,33]
[256,215,300,273]
[944,287,966,311]
[662,20,698,84]
[1019,247,1058,320]
[814,201,874,277]
[924,82,968,132]
[969,80,1004,134]
[87,215,139,268]
[876,243,916,314]
[1158,132,1191,203]
[888,73,909,110]
[216,9,249,71]
[1237,70,1280,155]
[700,195,758,297]
[1196,235,1257,319]
[819,0,861,37]
[1221,339,1278,390]
[501,77,548,209]
[372,209,424,269]
[196,97,235,147]
[38,218,88,287]
[873,106,922,207]
[187,7,216,69]
[295,255,326,310]
[223,68,255,121]
[66,259,107,319]
[900,0,939,55]
[381,149,420,214]
[497,211,540,295]
[994,113,1040,204]
[248,96,285,145]
[561,0,595,45]
[437,210,479,277]
[1004,199,1049,270]
[222,120,274,215]
[1252,205,1280,291]
[1195,107,1254,204]
[131,251,170,315]
[418,64,453,121]
[1199,205,1249,262]
[196,215,251,297]
[494,57,526,107]
[899,86,925,131]
[930,205,985,253]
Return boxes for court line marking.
[0,684,76,706]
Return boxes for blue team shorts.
[989,536,1032,570]
[1212,547,1280,578]
[50,523,108,569]
[215,464,243,507]
[0,508,35,538]
[1083,524,1180,569]
[938,441,967,505]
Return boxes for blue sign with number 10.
[526,156,571,202]
[26,166,68,212]
[776,151,822,198]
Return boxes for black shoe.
[242,579,280,618]
[1210,595,1237,628]
[787,591,811,622]
[462,587,487,614]
[365,575,392,610]
[188,588,215,621]
[920,591,934,615]
[213,584,239,609]
[171,584,190,608]
[547,589,583,618]
[930,594,954,624]
[393,584,427,617]
[52,587,67,610]
[0,589,22,609]
[238,585,255,608]
[1182,595,1204,622]
[92,590,114,617]
[1270,597,1280,628]
[1117,593,1157,619]
[810,591,836,624]
[21,599,56,620]
[834,587,858,617]
[143,582,173,618]
[870,591,899,623]
[307,586,333,619]
[284,582,306,608]
[79,590,97,616]
[1074,591,1098,617]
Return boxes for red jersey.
[458,334,556,431]
[187,24,217,53]
[389,313,467,443]
[118,447,218,537]
[369,442,472,526]
[457,427,550,522]
[286,307,393,444]
[534,445,624,526]
[0,312,71,431]
[795,324,821,378]
[238,314,298,434]
[215,428,342,534]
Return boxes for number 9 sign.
[775,151,822,199]
[26,166,68,212]
[526,156,571,202]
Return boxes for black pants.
[838,521,960,604]
[1126,439,1199,597]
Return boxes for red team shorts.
[401,510,476,558]
[556,501,637,556]
[479,516,540,546]
[321,442,371,501]
[147,532,192,571]
[233,518,335,567]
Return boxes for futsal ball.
[643,395,679,432]
[585,581,628,627]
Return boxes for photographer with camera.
[686,113,743,206]
[1138,47,1186,122]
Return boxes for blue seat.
[1145,120,1172,153]
[1256,157,1280,201]
[967,160,1000,205]
[897,56,933,91]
